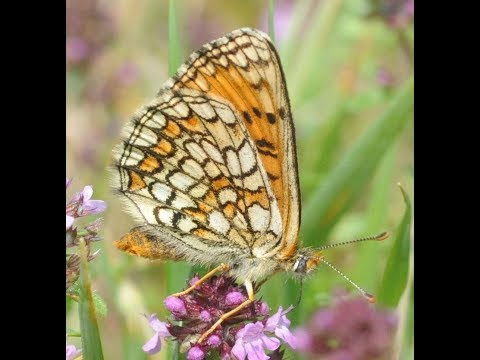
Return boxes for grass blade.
[301,77,413,246]
[268,0,276,43]
[168,0,183,74]
[78,239,104,360]
[377,184,412,307]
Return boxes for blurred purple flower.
[66,336,82,360]
[376,68,395,88]
[144,274,295,359]
[142,314,172,355]
[116,61,139,86]
[232,322,281,360]
[294,291,397,360]
[66,37,90,63]
[369,0,414,29]
[66,0,114,68]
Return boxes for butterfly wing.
[111,28,300,265]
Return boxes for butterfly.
[111,27,387,343]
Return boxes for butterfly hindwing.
[112,28,300,263]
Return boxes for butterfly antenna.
[321,258,376,303]
[319,232,389,250]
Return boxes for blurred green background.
[66,0,413,359]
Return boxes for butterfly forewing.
[112,28,300,264]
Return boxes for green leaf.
[78,239,104,360]
[168,0,184,74]
[301,77,413,246]
[268,0,276,42]
[377,184,412,307]
[92,292,108,317]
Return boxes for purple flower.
[294,290,397,360]
[187,346,205,360]
[66,179,106,291]
[225,291,245,306]
[164,296,187,317]
[143,274,294,359]
[66,336,81,360]
[232,322,281,360]
[75,185,107,216]
[142,314,171,355]
[66,184,107,218]
[265,306,297,349]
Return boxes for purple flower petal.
[208,334,221,347]
[226,291,245,306]
[82,185,93,201]
[274,326,297,349]
[81,199,107,215]
[187,346,205,360]
[164,296,187,316]
[258,302,269,316]
[200,310,211,322]
[233,322,280,360]
[146,314,171,336]
[142,333,162,355]
[66,178,72,189]
[265,306,297,349]
[231,342,247,360]
[66,215,75,229]
[244,341,270,360]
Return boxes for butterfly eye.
[292,255,307,273]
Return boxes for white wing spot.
[171,193,196,209]
[185,142,208,163]
[189,102,216,120]
[151,182,173,202]
[218,188,237,204]
[189,183,209,198]
[213,103,237,124]
[238,141,256,173]
[169,172,196,191]
[202,140,224,164]
[226,149,241,177]
[208,210,230,235]
[181,159,205,180]
[157,208,174,226]
[178,217,197,233]
[204,160,222,178]
[247,204,270,232]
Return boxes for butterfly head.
[289,249,324,277]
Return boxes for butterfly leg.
[197,279,255,344]
[171,263,230,297]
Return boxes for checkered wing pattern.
[111,28,300,264]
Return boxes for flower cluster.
[66,178,106,291]
[143,274,298,360]
[294,290,397,360]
